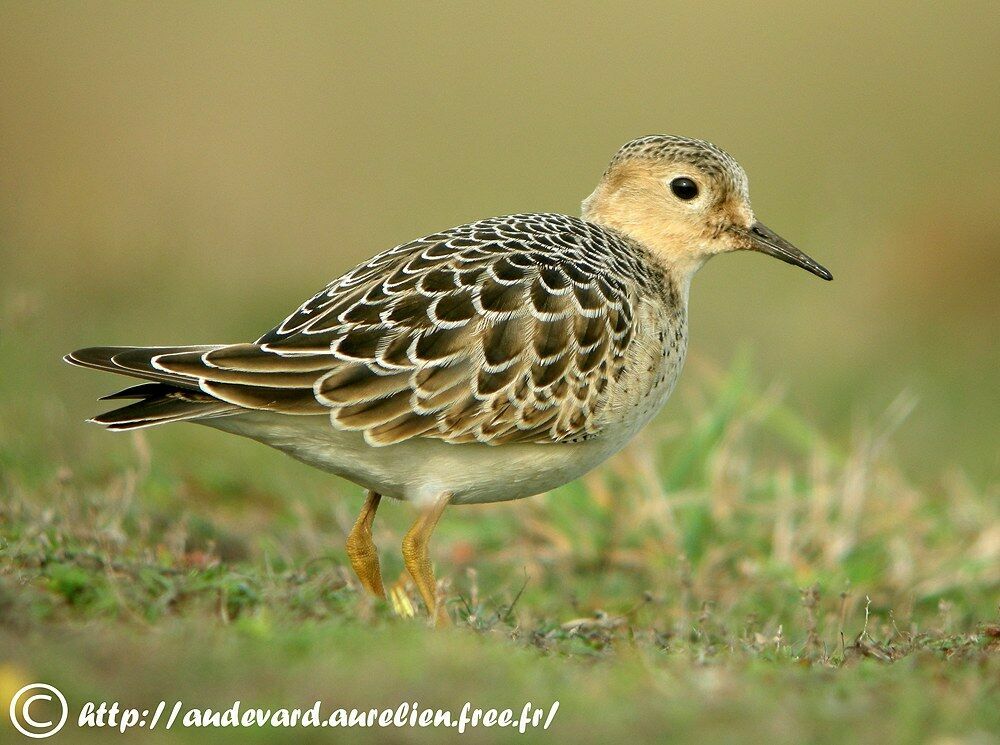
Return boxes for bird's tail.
[63,346,240,430]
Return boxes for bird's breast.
[596,299,688,438]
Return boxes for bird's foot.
[388,575,416,619]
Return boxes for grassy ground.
[1,357,997,743]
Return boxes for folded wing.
[68,215,641,444]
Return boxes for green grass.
[1,359,997,743]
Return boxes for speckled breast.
[594,295,688,439]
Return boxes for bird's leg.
[345,490,385,598]
[401,492,452,626]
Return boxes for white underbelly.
[201,412,632,505]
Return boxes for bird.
[65,134,832,625]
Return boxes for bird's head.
[582,135,832,283]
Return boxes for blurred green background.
[1,1,997,483]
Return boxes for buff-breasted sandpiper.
[65,135,832,625]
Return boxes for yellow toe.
[389,580,416,619]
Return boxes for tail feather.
[65,345,239,430]
[99,382,175,400]
[64,345,222,388]
[89,390,238,431]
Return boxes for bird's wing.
[152,214,643,446]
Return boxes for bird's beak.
[747,222,833,281]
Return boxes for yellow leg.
[401,493,452,626]
[345,490,385,598]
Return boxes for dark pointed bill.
[748,222,833,281]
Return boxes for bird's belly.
[202,412,628,505]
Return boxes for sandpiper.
[65,135,832,625]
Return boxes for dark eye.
[670,177,699,201]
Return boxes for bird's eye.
[669,177,699,201]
